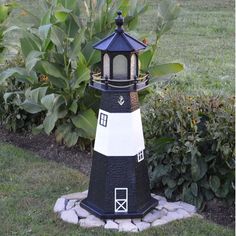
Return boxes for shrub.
[0,0,183,147]
[143,90,235,209]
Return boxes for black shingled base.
[80,151,158,219]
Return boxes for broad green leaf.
[139,47,154,71]
[153,164,169,179]
[0,5,8,23]
[38,24,52,41]
[21,100,45,114]
[0,67,27,84]
[32,124,44,135]
[41,94,56,110]
[3,26,20,36]
[50,25,66,53]
[82,41,100,65]
[3,91,23,103]
[41,61,66,79]
[69,100,78,114]
[63,131,79,147]
[166,178,176,188]
[164,187,175,199]
[191,156,207,181]
[71,109,97,139]
[24,87,47,105]
[215,179,230,198]
[209,175,221,193]
[20,35,41,58]
[54,5,72,22]
[43,113,58,134]
[25,51,44,72]
[190,182,198,197]
[41,9,52,25]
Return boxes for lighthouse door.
[114,188,128,213]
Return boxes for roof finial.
[115,10,124,33]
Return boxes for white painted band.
[94,109,145,156]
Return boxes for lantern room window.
[103,53,110,78]
[113,55,128,79]
[130,54,137,80]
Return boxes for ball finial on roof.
[115,10,124,33]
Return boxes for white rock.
[73,204,90,218]
[115,219,131,224]
[132,218,141,224]
[66,200,77,210]
[177,202,196,214]
[62,191,88,200]
[119,222,138,232]
[79,215,105,228]
[53,198,66,213]
[176,208,191,218]
[135,222,150,231]
[82,190,88,195]
[163,202,182,212]
[60,209,79,224]
[155,204,164,210]
[104,220,119,230]
[152,218,168,226]
[162,211,182,222]
[158,200,167,207]
[151,194,167,202]
[142,209,166,223]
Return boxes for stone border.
[53,190,197,232]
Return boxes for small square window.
[99,113,108,127]
[137,150,144,162]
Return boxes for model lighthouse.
[80,11,158,219]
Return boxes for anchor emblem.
[118,96,125,106]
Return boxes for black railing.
[90,72,150,90]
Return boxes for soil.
[0,126,234,229]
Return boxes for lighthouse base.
[81,196,158,219]
[80,151,158,219]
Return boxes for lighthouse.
[80,11,158,219]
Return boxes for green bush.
[143,90,235,210]
[0,0,183,147]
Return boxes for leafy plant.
[143,90,235,209]
[0,0,183,147]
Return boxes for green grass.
[140,0,235,95]
[0,143,234,236]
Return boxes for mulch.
[0,126,234,229]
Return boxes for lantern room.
[90,11,149,91]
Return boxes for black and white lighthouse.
[80,11,158,219]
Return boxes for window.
[137,150,144,162]
[103,53,110,78]
[114,188,128,213]
[99,113,108,127]
[113,55,127,79]
[130,54,137,80]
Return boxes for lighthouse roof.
[93,11,147,52]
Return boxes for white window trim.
[137,150,144,162]
[114,188,128,213]
[99,113,108,127]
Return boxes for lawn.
[0,143,234,236]
[140,0,235,95]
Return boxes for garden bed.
[0,125,234,229]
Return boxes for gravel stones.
[54,191,197,232]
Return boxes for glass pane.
[113,55,127,79]
[130,54,137,80]
[103,53,110,78]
